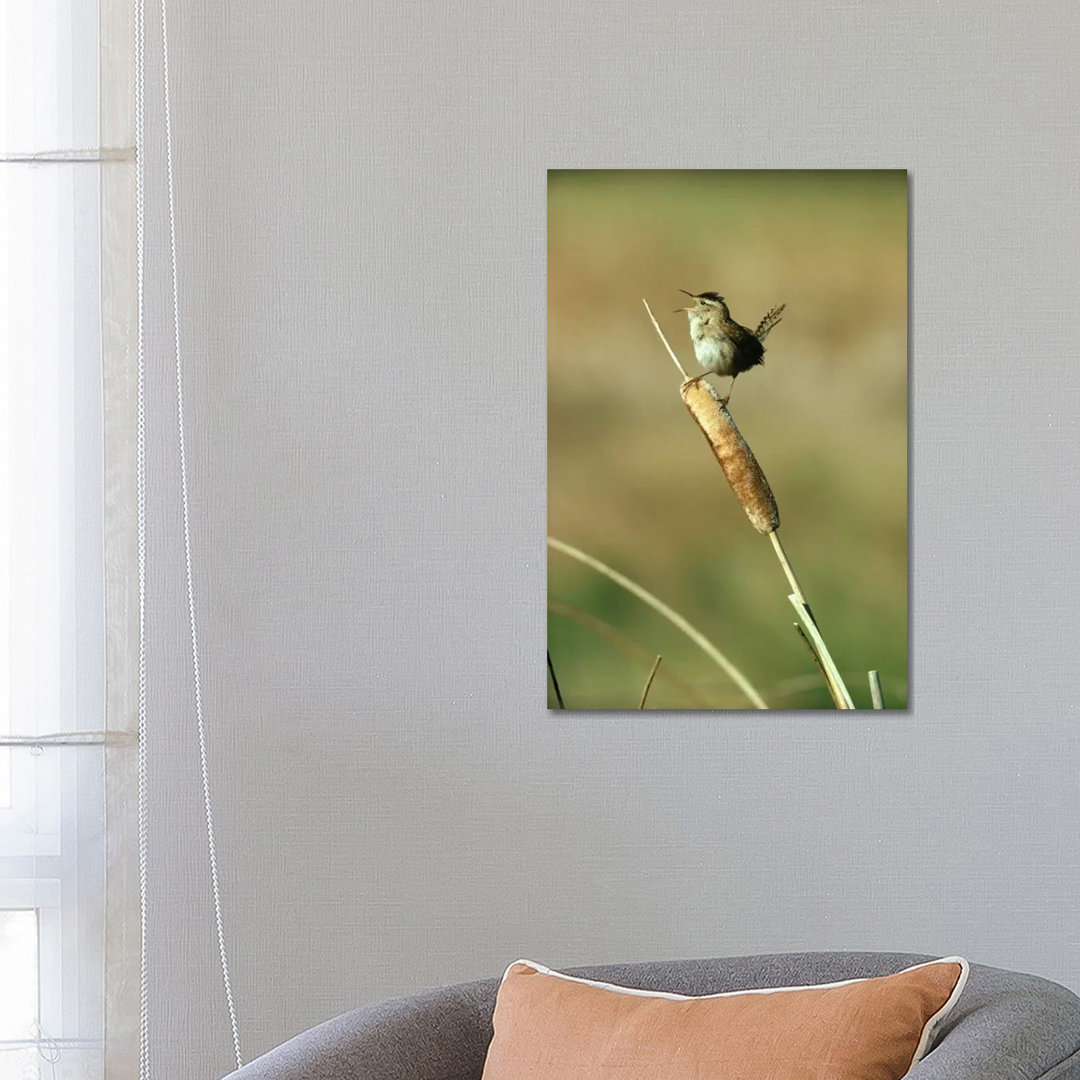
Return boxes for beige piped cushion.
[481,956,968,1080]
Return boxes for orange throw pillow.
[481,957,968,1080]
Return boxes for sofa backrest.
[223,951,1080,1080]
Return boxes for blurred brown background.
[548,170,907,710]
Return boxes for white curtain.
[1,2,137,1077]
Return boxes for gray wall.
[136,1,1080,1076]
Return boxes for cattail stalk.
[643,298,857,710]
[768,529,853,708]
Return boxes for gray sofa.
[223,951,1080,1079]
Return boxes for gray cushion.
[222,951,1080,1079]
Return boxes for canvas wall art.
[547,170,908,710]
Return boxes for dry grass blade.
[637,655,662,709]
[548,536,768,710]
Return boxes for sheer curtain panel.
[1,1,139,1078]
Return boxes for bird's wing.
[733,324,765,364]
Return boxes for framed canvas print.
[547,170,908,710]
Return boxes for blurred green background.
[547,170,907,710]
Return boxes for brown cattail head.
[681,379,780,534]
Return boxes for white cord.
[158,0,244,1068]
[133,0,151,1074]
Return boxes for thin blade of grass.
[637,656,662,709]
[548,536,768,710]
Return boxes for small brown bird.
[677,290,786,405]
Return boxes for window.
[2,2,108,1076]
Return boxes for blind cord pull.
[135,0,244,1071]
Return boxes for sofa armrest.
[221,979,497,1080]
[910,966,1080,1080]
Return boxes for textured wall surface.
[133,2,1080,1076]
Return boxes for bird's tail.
[755,303,786,341]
